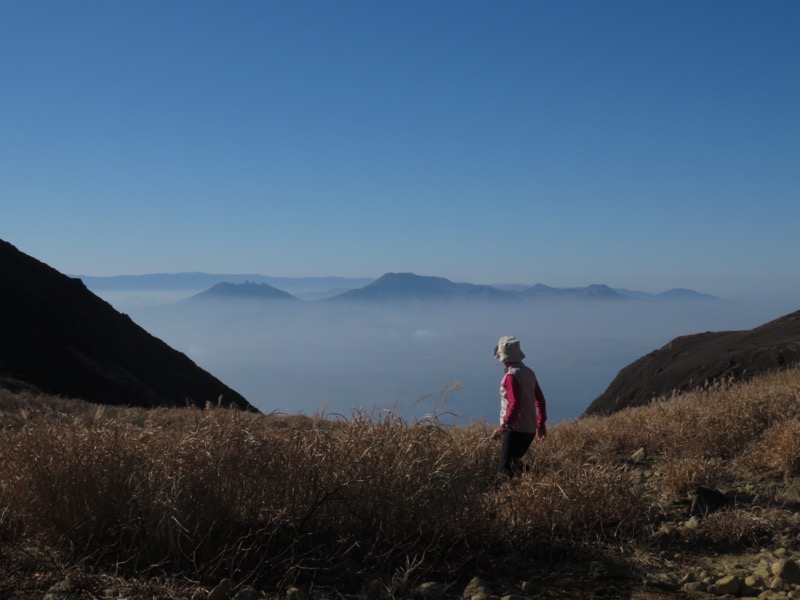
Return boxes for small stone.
[769,576,787,591]
[416,582,445,599]
[462,577,492,599]
[773,560,800,585]
[700,570,715,579]
[209,580,233,600]
[682,581,707,592]
[286,588,308,600]
[679,573,698,585]
[745,575,766,589]
[755,561,774,580]
[234,587,258,600]
[519,581,536,593]
[708,575,741,595]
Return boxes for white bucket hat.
[494,336,525,363]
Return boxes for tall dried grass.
[1,365,799,590]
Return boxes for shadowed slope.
[0,239,254,410]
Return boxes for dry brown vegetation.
[1,366,799,598]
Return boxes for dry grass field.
[1,366,799,599]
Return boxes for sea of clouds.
[94,289,787,425]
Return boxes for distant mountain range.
[0,239,255,411]
[78,272,374,300]
[80,271,720,305]
[584,309,800,417]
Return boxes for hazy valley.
[83,273,784,423]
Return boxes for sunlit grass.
[1,365,799,592]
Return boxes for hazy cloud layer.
[107,294,785,425]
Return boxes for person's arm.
[534,382,547,439]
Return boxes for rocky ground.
[3,543,800,600]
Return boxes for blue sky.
[3,1,799,302]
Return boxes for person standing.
[492,336,547,477]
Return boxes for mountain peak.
[329,272,517,304]
[190,281,298,301]
[657,288,719,301]
[521,283,628,301]
[581,284,626,299]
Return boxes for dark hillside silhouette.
[0,239,254,410]
[584,309,800,416]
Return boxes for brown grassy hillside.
[585,309,800,416]
[1,367,799,599]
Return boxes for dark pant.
[498,431,535,477]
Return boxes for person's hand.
[536,424,547,440]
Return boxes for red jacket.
[499,362,547,434]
